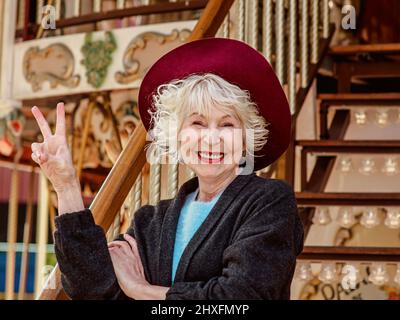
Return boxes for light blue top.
[171,188,223,283]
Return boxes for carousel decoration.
[22,43,80,92]
[115,29,191,84]
[0,105,25,156]
[81,31,117,88]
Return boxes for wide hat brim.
[138,37,291,171]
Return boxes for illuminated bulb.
[381,157,399,176]
[375,109,389,127]
[384,208,400,229]
[394,265,400,286]
[353,109,368,125]
[368,263,389,286]
[319,263,338,284]
[338,156,353,174]
[312,207,332,225]
[360,207,381,228]
[295,262,313,281]
[336,207,357,228]
[359,158,376,175]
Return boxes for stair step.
[295,192,400,206]
[330,43,400,56]
[318,92,400,104]
[297,140,400,152]
[298,246,400,262]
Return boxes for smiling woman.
[31,38,304,300]
[146,73,270,184]
[148,73,269,166]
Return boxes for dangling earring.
[239,150,247,166]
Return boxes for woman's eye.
[192,121,205,126]
[222,123,234,127]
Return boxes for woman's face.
[178,104,244,179]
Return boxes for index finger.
[55,102,66,136]
[31,106,52,139]
[123,233,137,249]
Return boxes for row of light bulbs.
[312,207,400,229]
[337,156,399,176]
[353,108,400,127]
[296,262,400,287]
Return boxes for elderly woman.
[31,38,304,300]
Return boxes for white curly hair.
[146,73,269,164]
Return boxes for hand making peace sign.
[31,103,77,193]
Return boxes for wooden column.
[34,172,50,298]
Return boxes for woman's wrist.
[128,283,170,300]
[56,179,85,215]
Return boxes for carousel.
[0,0,399,300]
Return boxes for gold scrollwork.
[115,29,191,84]
[23,43,80,92]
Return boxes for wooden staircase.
[295,44,400,278]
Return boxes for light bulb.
[384,208,400,229]
[338,156,353,174]
[295,262,313,281]
[375,109,389,127]
[319,263,338,284]
[381,157,399,176]
[368,263,389,286]
[360,207,381,228]
[336,207,357,228]
[353,109,368,126]
[394,265,400,286]
[359,158,376,175]
[312,207,332,226]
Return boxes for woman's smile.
[197,151,225,163]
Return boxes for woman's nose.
[201,128,221,145]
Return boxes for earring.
[240,150,247,165]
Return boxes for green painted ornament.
[81,31,117,88]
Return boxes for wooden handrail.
[38,0,234,300]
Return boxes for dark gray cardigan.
[54,172,304,300]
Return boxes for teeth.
[198,152,224,160]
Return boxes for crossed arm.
[54,185,303,300]
[54,208,169,300]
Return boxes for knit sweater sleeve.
[54,208,132,300]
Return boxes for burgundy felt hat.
[138,37,291,171]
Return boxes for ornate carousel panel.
[12,20,196,99]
